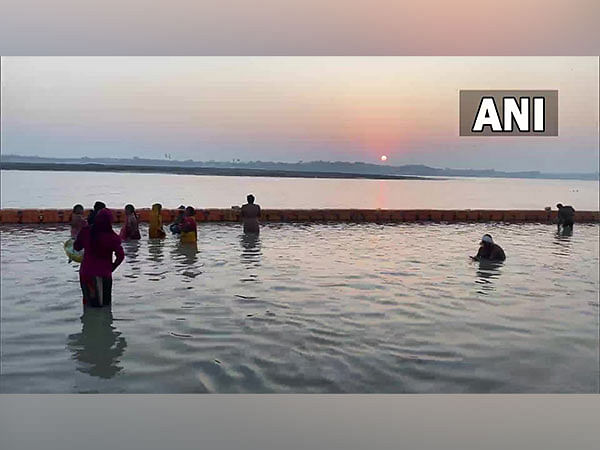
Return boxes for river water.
[1,170,598,210]
[1,222,598,393]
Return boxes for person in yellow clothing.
[180,206,198,244]
[149,203,167,239]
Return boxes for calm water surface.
[1,222,598,393]
[1,170,598,209]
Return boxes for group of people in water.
[68,195,262,307]
[67,196,574,308]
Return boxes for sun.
[380,155,388,162]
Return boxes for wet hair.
[247,194,255,204]
[556,203,563,208]
[185,206,195,216]
[93,201,106,211]
[72,204,84,213]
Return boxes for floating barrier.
[0,208,598,224]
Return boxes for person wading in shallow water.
[471,234,506,262]
[74,208,125,307]
[556,203,575,232]
[169,205,186,235]
[70,204,87,239]
[241,194,261,234]
[180,206,198,243]
[149,203,167,238]
[87,201,106,226]
[120,204,141,240]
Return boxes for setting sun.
[380,155,388,161]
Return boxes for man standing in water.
[471,234,506,262]
[556,203,575,232]
[241,194,261,234]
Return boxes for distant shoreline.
[0,162,432,181]
[1,155,597,181]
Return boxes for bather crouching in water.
[556,203,575,232]
[471,234,506,262]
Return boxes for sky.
[2,1,599,55]
[1,56,598,172]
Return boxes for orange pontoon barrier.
[0,208,598,224]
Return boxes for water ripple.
[1,222,598,393]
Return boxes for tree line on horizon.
[0,154,597,180]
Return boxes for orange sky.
[1,57,598,172]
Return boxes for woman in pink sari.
[120,204,141,240]
[74,208,125,307]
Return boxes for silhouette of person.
[241,194,261,234]
[556,203,575,232]
[471,234,506,262]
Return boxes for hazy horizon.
[2,153,599,175]
[2,57,598,173]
